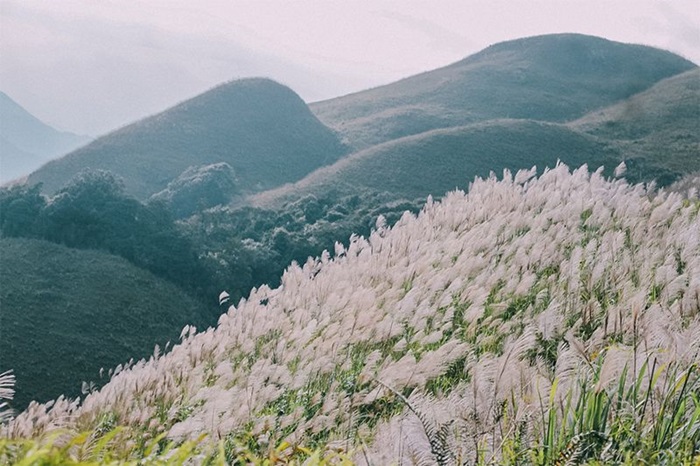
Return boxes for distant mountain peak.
[471,33,622,54]
[0,92,90,184]
[174,77,306,111]
[312,33,696,149]
[27,78,347,200]
[461,33,696,73]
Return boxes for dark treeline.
[184,191,423,304]
[1,171,214,306]
[1,170,422,315]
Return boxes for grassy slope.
[0,238,208,410]
[569,68,700,185]
[5,166,699,463]
[251,119,619,206]
[27,79,347,200]
[311,34,696,149]
[254,63,698,208]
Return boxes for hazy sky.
[2,0,699,136]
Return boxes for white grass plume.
[4,164,699,464]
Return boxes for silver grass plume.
[375,378,454,466]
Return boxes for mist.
[2,0,698,136]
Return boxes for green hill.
[27,79,348,200]
[0,238,209,410]
[257,56,698,207]
[311,34,696,149]
[252,119,619,206]
[0,92,90,184]
[569,68,700,185]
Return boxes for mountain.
[0,92,89,184]
[0,137,36,183]
[0,237,210,410]
[251,119,620,206]
[23,35,696,204]
[27,79,348,200]
[255,47,698,207]
[569,68,700,185]
[5,166,699,462]
[311,34,696,149]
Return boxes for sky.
[2,0,699,136]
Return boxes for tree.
[149,163,238,218]
[0,184,46,238]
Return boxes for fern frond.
[374,378,454,466]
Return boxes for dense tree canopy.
[1,171,421,315]
[184,191,423,302]
[1,171,216,305]
[149,162,239,218]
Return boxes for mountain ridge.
[26,78,348,199]
[310,33,696,150]
[255,62,699,207]
[250,119,619,206]
[569,68,700,184]
[0,92,90,184]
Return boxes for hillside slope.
[254,64,699,208]
[251,119,619,206]
[27,79,348,200]
[0,238,209,410]
[7,165,699,462]
[570,68,700,185]
[311,34,696,149]
[0,92,89,184]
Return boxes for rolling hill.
[255,54,698,207]
[0,92,89,184]
[0,238,210,410]
[252,119,620,206]
[570,68,700,185]
[27,79,348,200]
[23,35,696,207]
[310,34,696,149]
